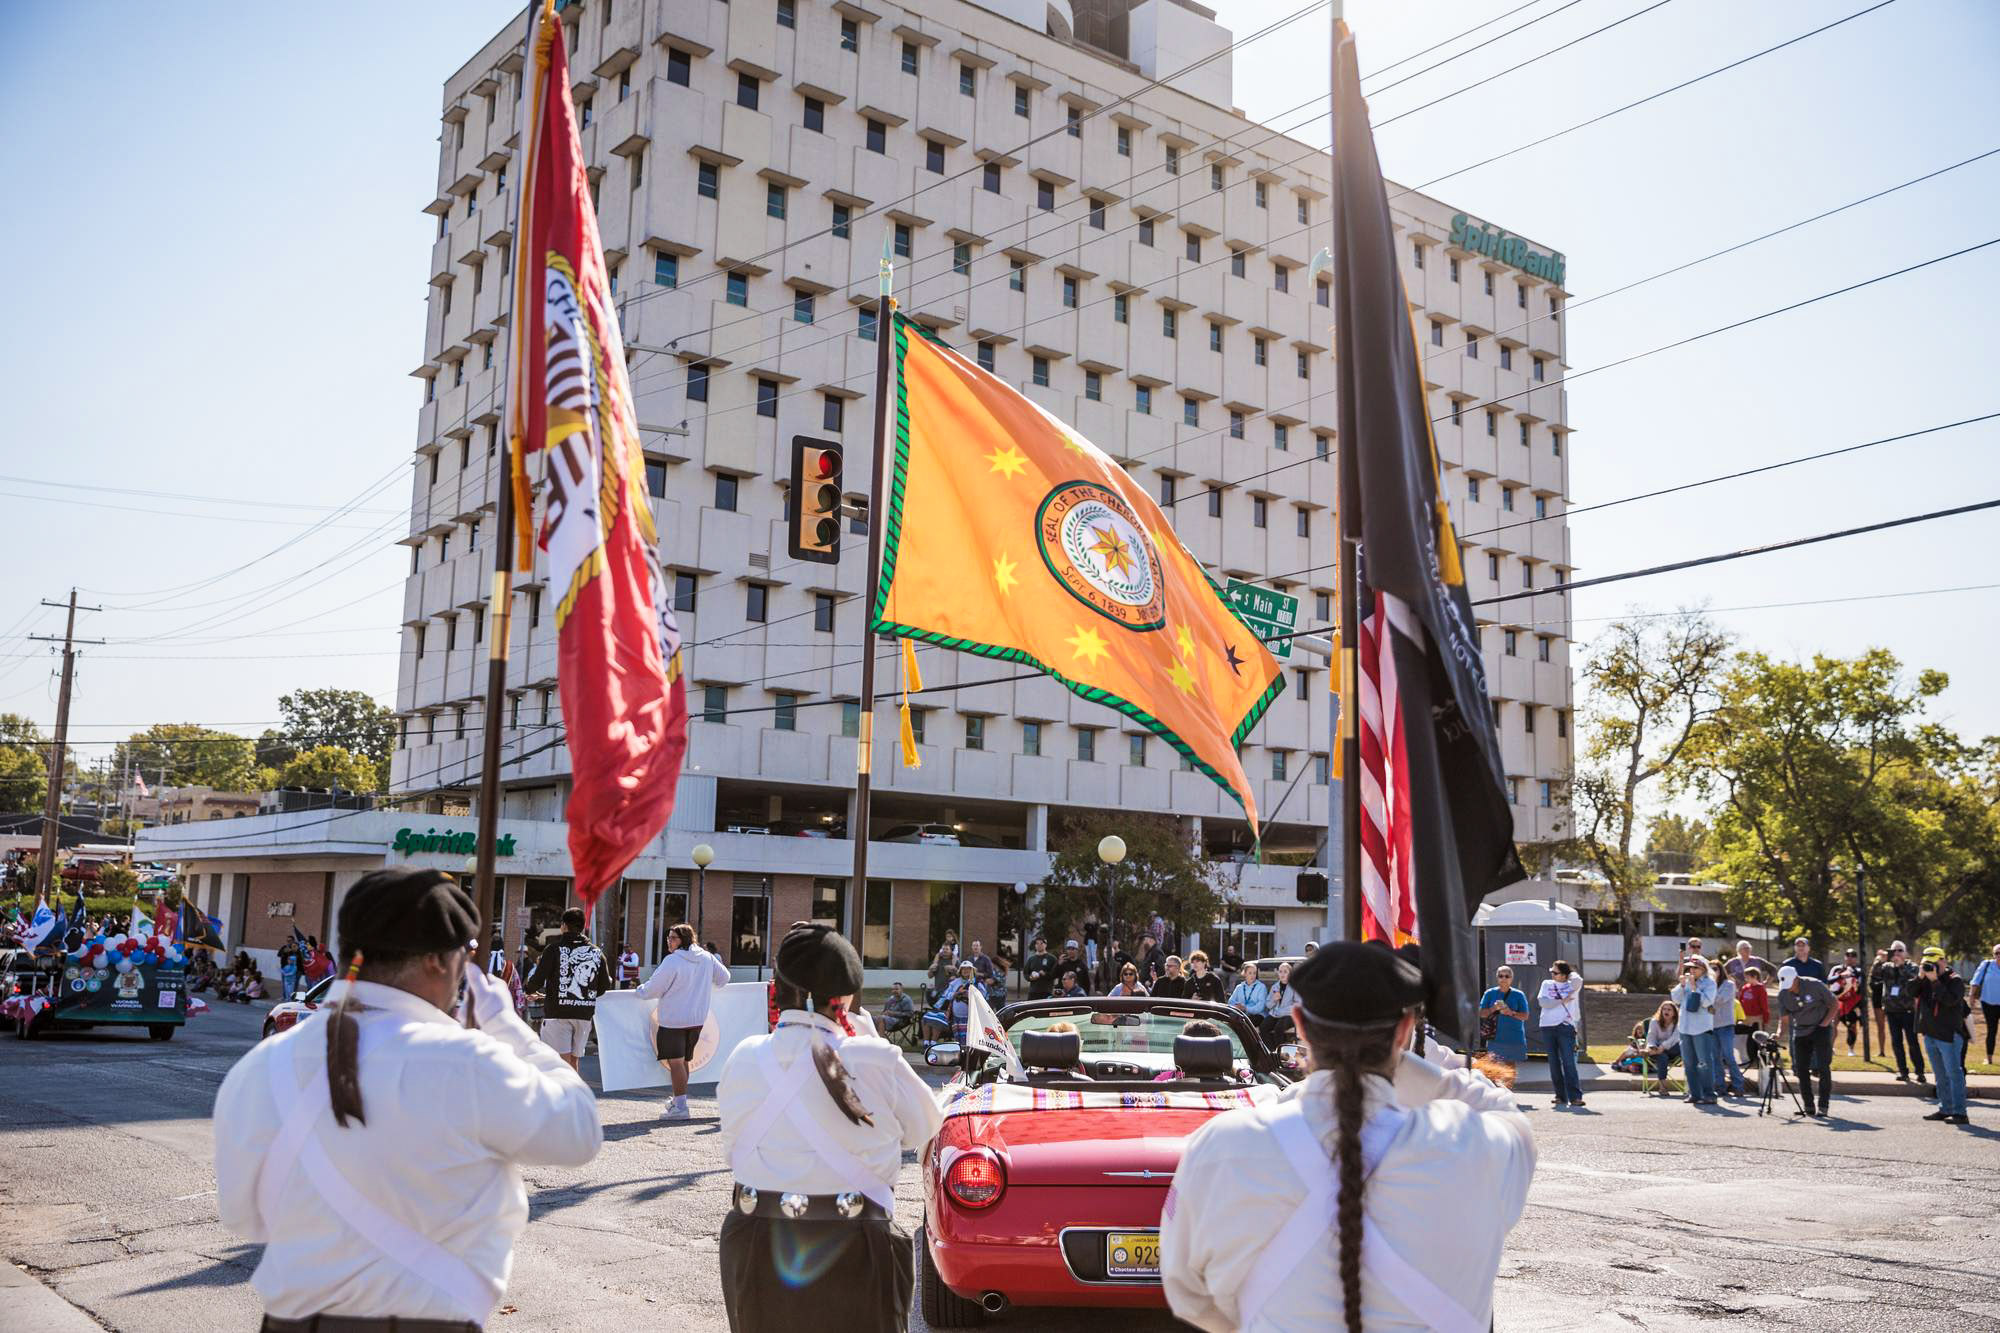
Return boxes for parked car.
[262,973,335,1040]
[881,823,962,846]
[918,996,1291,1324]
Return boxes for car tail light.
[272,1010,300,1034]
[945,1149,1005,1209]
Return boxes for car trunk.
[965,1108,1219,1186]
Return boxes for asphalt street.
[3,1004,1996,1333]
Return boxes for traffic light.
[1296,871,1329,905]
[787,436,844,564]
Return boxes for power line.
[1404,0,1900,197]
[1474,498,2000,608]
[1460,411,2000,543]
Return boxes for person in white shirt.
[213,866,601,1331]
[717,923,942,1332]
[1537,960,1585,1109]
[617,943,641,988]
[1671,957,1719,1105]
[635,922,731,1120]
[1162,941,1535,1332]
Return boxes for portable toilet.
[1479,898,1585,1056]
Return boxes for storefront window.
[862,879,892,968]
[927,883,961,959]
[731,878,770,967]
[523,877,570,952]
[648,876,689,963]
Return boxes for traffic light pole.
[849,256,896,908]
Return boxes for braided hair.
[772,978,874,1126]
[1296,1007,1412,1333]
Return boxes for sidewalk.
[1508,1059,1999,1099]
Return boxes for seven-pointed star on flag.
[1066,624,1109,667]
[986,443,1029,478]
[992,552,1020,595]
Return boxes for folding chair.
[1636,1053,1683,1098]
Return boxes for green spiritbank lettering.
[392,827,517,857]
[1447,213,1565,287]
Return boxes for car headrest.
[1020,1030,1082,1069]
[1175,1034,1235,1078]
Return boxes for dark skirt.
[719,1209,912,1333]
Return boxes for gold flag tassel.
[899,639,923,769]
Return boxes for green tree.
[1039,811,1224,954]
[1692,649,1955,955]
[1644,813,1713,877]
[114,723,261,792]
[279,745,381,794]
[273,689,396,791]
[1557,611,1731,986]
[0,713,48,811]
[96,863,139,900]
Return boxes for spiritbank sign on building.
[1449,214,1567,287]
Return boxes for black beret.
[336,866,478,960]
[1289,939,1425,1027]
[775,922,863,1000]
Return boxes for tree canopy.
[279,745,382,794]
[1690,648,2000,955]
[269,689,396,791]
[0,713,48,812]
[114,723,261,793]
[1039,811,1223,952]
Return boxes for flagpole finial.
[1308,248,1332,286]
[879,228,895,301]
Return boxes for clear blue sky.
[2,0,1997,772]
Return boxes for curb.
[1511,1070,1997,1099]
[0,1263,101,1333]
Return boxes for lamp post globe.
[1097,835,1126,866]
[691,844,716,949]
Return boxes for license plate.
[1105,1230,1160,1279]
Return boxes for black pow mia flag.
[1331,21,1525,1043]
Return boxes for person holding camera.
[1672,958,1720,1106]
[1776,965,1838,1119]
[1538,961,1585,1109]
[1879,941,1927,1085]
[1910,951,1971,1124]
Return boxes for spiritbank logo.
[1447,214,1566,287]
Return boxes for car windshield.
[304,975,335,1003]
[1006,1007,1250,1062]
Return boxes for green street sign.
[1225,580,1298,660]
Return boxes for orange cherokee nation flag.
[508,3,686,905]
[872,314,1284,825]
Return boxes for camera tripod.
[1756,1043,1806,1118]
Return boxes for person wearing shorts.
[655,1023,705,1062]
[544,1016,595,1060]
[523,909,613,1074]
[637,923,731,1119]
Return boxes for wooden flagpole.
[848,241,896,914]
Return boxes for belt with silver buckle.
[732,1183,887,1221]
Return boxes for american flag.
[1355,584,1417,947]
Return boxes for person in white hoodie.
[637,922,731,1119]
[1163,942,1535,1333]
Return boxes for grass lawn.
[1584,1042,1998,1078]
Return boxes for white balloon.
[115,958,135,974]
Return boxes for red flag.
[507,2,686,906]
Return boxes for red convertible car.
[918,996,1295,1324]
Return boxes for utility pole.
[29,590,103,896]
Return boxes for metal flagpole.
[849,241,896,916]
[1329,3,1361,944]
[473,1,544,952]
